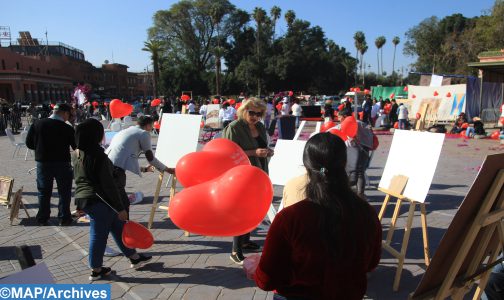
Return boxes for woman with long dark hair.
[255,132,382,299]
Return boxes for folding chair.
[5,128,27,158]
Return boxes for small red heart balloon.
[499,117,504,126]
[288,91,294,96]
[394,122,399,129]
[446,92,452,97]
[403,86,408,92]
[416,113,421,120]
[122,221,154,249]
[341,116,358,138]
[154,121,161,130]
[412,94,416,98]
[176,138,250,188]
[490,130,500,140]
[329,129,348,141]
[110,99,133,118]
[212,99,219,104]
[434,91,439,96]
[390,93,395,99]
[181,95,190,101]
[320,121,336,132]
[169,165,273,236]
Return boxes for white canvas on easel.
[155,113,202,168]
[268,139,307,186]
[379,130,445,203]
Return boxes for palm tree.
[142,40,164,98]
[392,36,400,75]
[211,4,226,95]
[353,31,365,84]
[360,42,368,85]
[375,36,386,75]
[253,7,266,96]
[285,10,296,28]
[270,6,281,41]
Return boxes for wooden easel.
[9,187,30,225]
[147,173,190,236]
[378,175,431,291]
[411,169,504,300]
[415,104,429,131]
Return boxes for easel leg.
[386,199,403,243]
[420,203,430,266]
[21,200,30,218]
[393,201,416,292]
[148,173,165,229]
[378,194,391,221]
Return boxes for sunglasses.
[247,110,262,117]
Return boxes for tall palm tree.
[392,36,400,75]
[360,42,368,85]
[270,6,281,41]
[285,10,296,28]
[142,40,164,98]
[375,36,386,75]
[353,31,365,84]
[253,7,266,96]
[211,4,226,96]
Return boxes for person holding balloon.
[74,119,152,281]
[222,97,274,264]
[255,132,382,299]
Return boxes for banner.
[371,86,408,100]
[407,84,466,121]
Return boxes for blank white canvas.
[378,130,445,203]
[269,139,307,186]
[155,113,202,168]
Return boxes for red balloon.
[104,102,109,107]
[446,92,452,98]
[181,95,191,101]
[154,121,161,130]
[235,102,242,110]
[364,89,370,95]
[229,99,236,105]
[490,130,500,140]
[390,93,395,99]
[460,130,467,137]
[403,86,408,92]
[110,99,133,118]
[50,103,55,109]
[169,165,273,236]
[200,120,204,128]
[434,91,439,96]
[176,138,250,188]
[412,94,416,99]
[329,129,348,141]
[288,91,294,96]
[276,103,283,112]
[122,221,154,249]
[499,117,504,125]
[416,113,421,120]
[349,88,355,92]
[461,123,469,129]
[394,122,399,129]
[358,111,364,120]
[92,101,99,107]
[320,121,336,132]
[341,116,358,138]
[372,135,379,150]
[338,104,344,111]
[151,99,161,107]
[354,87,361,92]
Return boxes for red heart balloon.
[176,138,250,188]
[499,117,504,126]
[151,99,161,107]
[110,99,133,118]
[434,91,439,96]
[288,91,294,96]
[122,221,154,249]
[412,94,416,98]
[416,113,421,120]
[490,130,500,140]
[169,165,273,236]
[329,129,348,141]
[446,92,452,97]
[320,121,335,132]
[341,116,358,138]
[394,122,399,129]
[181,95,190,101]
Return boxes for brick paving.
[1,122,503,299]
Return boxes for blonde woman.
[222,98,274,264]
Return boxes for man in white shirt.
[106,116,174,212]
[280,97,290,116]
[219,102,236,128]
[397,103,409,130]
[187,101,196,114]
[291,99,302,128]
[199,100,209,119]
[371,98,380,126]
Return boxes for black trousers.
[232,233,250,255]
[112,167,130,213]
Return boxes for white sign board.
[0,263,55,284]
[379,130,445,203]
[155,113,202,168]
[269,139,307,186]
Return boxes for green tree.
[253,7,267,96]
[360,42,368,85]
[142,40,164,98]
[353,31,365,84]
[270,6,281,41]
[285,10,296,28]
[392,36,400,75]
[374,36,386,75]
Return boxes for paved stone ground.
[1,121,503,299]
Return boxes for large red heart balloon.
[176,138,250,188]
[490,130,500,140]
[169,165,273,236]
[181,95,191,101]
[329,129,348,141]
[122,221,154,249]
[320,121,336,132]
[341,116,358,138]
[151,98,161,107]
[110,99,133,118]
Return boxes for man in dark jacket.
[26,103,76,226]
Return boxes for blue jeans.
[83,202,136,268]
[398,119,407,130]
[466,127,475,137]
[36,161,73,222]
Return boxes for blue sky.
[2,0,496,74]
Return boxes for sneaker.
[129,254,152,269]
[230,253,246,265]
[242,241,260,250]
[89,267,112,281]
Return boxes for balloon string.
[95,193,120,215]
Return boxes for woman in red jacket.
[255,132,382,300]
